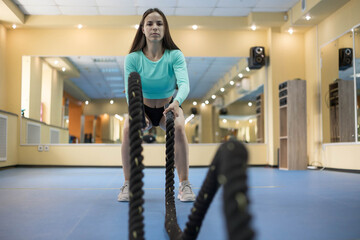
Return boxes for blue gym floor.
[0,167,359,240]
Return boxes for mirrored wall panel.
[321,30,358,143]
[20,55,266,144]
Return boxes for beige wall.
[0,25,6,110]
[267,27,306,166]
[17,143,266,166]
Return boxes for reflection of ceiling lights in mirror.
[115,114,123,121]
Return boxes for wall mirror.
[321,28,359,143]
[20,55,266,145]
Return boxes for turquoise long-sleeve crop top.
[124,49,190,106]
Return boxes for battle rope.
[128,72,145,240]
[163,110,254,240]
[127,72,254,240]
[182,140,255,240]
[164,107,182,239]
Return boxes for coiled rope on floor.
[128,72,145,240]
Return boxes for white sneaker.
[117,182,129,202]
[177,180,196,202]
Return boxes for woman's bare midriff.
[143,97,172,108]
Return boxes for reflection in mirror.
[353,26,360,141]
[22,55,267,144]
[217,65,265,143]
[321,31,356,143]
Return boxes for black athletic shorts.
[144,98,182,127]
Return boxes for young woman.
[118,8,195,202]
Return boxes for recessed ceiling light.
[205,100,209,104]
[238,73,243,78]
[77,24,83,29]
[288,28,294,34]
[110,100,114,104]
[230,80,235,85]
[246,67,250,72]
[12,24,17,29]
[222,119,227,123]
[62,67,66,72]
[251,24,256,31]
[54,60,59,65]
[220,88,225,92]
[193,101,197,105]
[201,103,205,107]
[211,95,216,99]
[192,25,198,30]
[135,24,139,29]
[85,101,89,105]
[305,15,311,21]
[248,102,253,107]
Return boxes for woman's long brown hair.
[129,8,180,53]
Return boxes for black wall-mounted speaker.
[190,107,198,115]
[248,46,265,69]
[339,48,353,70]
[219,108,228,115]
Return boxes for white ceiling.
[12,0,300,101]
[13,0,299,16]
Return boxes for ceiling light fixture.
[220,88,225,92]
[211,95,216,99]
[201,103,205,107]
[85,101,89,105]
[62,67,66,72]
[12,24,17,29]
[230,80,235,85]
[248,102,253,107]
[305,15,311,21]
[77,24,83,29]
[246,67,250,72]
[193,101,197,106]
[135,24,139,29]
[288,28,294,34]
[192,25,198,30]
[54,60,59,65]
[205,100,209,104]
[238,73,243,78]
[251,24,257,31]
[110,100,114,104]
